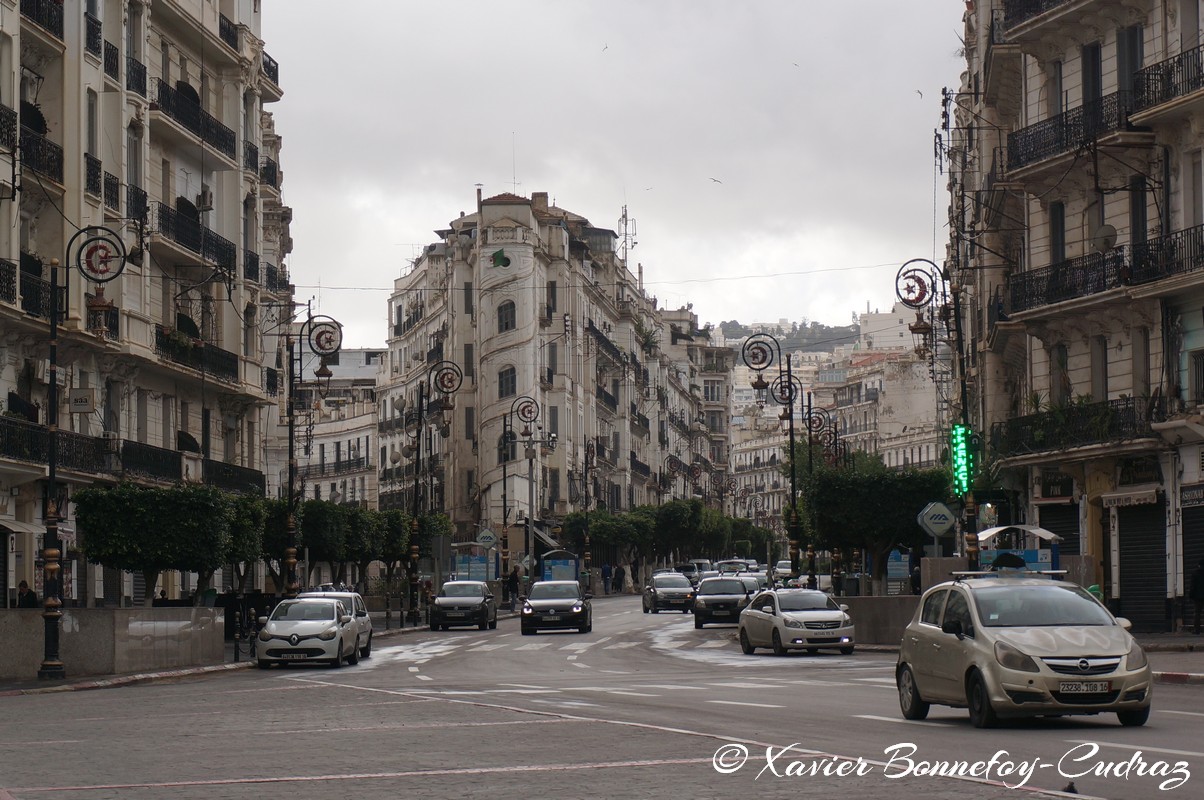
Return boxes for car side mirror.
[839,604,849,612]
[1115,616,1132,630]
[583,594,593,600]
[357,610,367,616]
[518,595,527,602]
[940,619,964,637]
[340,615,353,625]
[761,605,774,614]
[257,616,268,625]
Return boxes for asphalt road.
[1,595,1200,800]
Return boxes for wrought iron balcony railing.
[1008,249,1127,313]
[85,13,102,57]
[0,416,106,474]
[0,105,15,151]
[219,14,239,50]
[264,264,280,291]
[103,40,119,80]
[1007,91,1133,172]
[84,154,102,195]
[629,452,651,477]
[21,0,63,40]
[0,259,14,304]
[126,56,147,97]
[991,396,1167,457]
[148,201,236,273]
[19,270,52,319]
[262,53,280,85]
[244,249,259,283]
[297,457,368,480]
[596,384,618,412]
[1002,0,1071,30]
[243,141,258,173]
[203,457,266,495]
[127,184,148,220]
[263,367,279,396]
[120,439,182,482]
[153,79,236,158]
[103,171,120,211]
[20,126,63,182]
[153,324,240,384]
[1130,223,1204,285]
[260,157,279,189]
[1134,43,1204,112]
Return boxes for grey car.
[693,576,754,628]
[430,580,498,631]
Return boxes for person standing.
[612,565,625,595]
[630,558,640,591]
[16,580,38,608]
[601,563,612,595]
[1190,557,1204,635]
[505,566,520,612]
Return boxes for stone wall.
[0,608,224,681]
[841,595,920,645]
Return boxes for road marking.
[706,700,785,709]
[594,636,612,644]
[596,670,631,674]
[605,642,638,649]
[854,714,958,726]
[572,663,590,669]
[1064,739,1204,758]
[1158,709,1204,718]
[513,643,551,650]
[566,655,577,661]
[695,640,729,648]
[498,683,548,689]
[408,666,420,672]
[607,690,659,697]
[560,642,596,650]
[416,675,432,681]
[466,644,508,651]
[853,677,897,684]
[708,682,770,689]
[655,642,686,649]
[630,684,705,691]
[529,698,599,708]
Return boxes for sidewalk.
[4,597,1200,695]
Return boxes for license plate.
[712,610,731,616]
[1060,680,1110,694]
[446,612,465,618]
[281,653,308,660]
[544,615,560,622]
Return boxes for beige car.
[896,576,1152,728]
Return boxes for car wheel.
[360,633,373,658]
[771,629,787,656]
[1117,707,1150,727]
[489,617,498,630]
[694,617,705,629]
[478,619,489,631]
[967,670,999,728]
[257,659,271,670]
[652,605,659,613]
[739,628,755,655]
[897,664,930,720]
[839,646,854,655]
[347,640,360,665]
[331,645,344,669]
[642,603,650,614]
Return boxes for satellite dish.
[1090,224,1117,254]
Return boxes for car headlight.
[994,640,1039,673]
[258,629,272,642]
[572,604,583,613]
[784,618,804,629]
[694,598,707,608]
[522,604,533,615]
[1126,640,1148,670]
[317,627,338,641]
[686,593,694,600]
[842,614,852,624]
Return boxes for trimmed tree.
[227,494,266,593]
[299,499,347,585]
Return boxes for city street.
[2,595,1200,800]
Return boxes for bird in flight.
[915,89,923,98]
[602,44,608,52]
[645,186,653,191]
[793,62,800,67]
[709,177,722,184]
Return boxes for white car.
[257,598,361,669]
[738,589,855,655]
[298,589,374,658]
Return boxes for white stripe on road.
[572,662,590,669]
[1158,710,1204,718]
[407,666,419,672]
[566,655,577,661]
[416,675,432,681]
[466,644,508,651]
[1064,739,1204,758]
[708,682,771,689]
[513,643,552,650]
[560,642,597,650]
[854,714,958,726]
[631,684,706,691]
[607,691,660,697]
[695,640,729,648]
[497,683,548,689]
[605,642,638,649]
[706,700,785,709]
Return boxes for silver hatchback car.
[896,575,1152,728]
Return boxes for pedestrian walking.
[1190,557,1204,635]
[630,558,640,591]
[612,565,625,594]
[506,567,520,612]
[601,563,612,595]
[910,567,921,596]
[16,580,38,608]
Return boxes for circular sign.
[307,317,343,357]
[69,226,127,284]
[726,478,738,492]
[431,361,463,395]
[689,464,703,481]
[666,455,683,474]
[515,398,540,424]
[740,334,777,371]
[896,259,937,310]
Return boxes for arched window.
[498,300,516,333]
[498,366,516,399]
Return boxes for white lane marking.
[1064,739,1204,758]
[498,683,548,689]
[1159,709,1204,718]
[706,700,785,709]
[416,675,432,681]
[607,691,659,697]
[695,640,729,648]
[605,642,638,649]
[630,684,706,691]
[708,681,771,689]
[560,642,596,650]
[855,714,959,726]
[408,666,420,672]
[529,698,599,707]
[656,642,686,649]
[566,655,577,661]
[853,677,898,684]
[572,663,590,669]
[513,643,552,650]
[597,670,631,675]
[594,636,613,645]
[466,644,508,651]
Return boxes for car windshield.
[529,583,580,600]
[675,565,697,574]
[739,577,759,591]
[700,579,746,595]
[653,575,692,588]
[441,584,484,597]
[778,593,837,612]
[271,602,335,621]
[972,583,1117,627]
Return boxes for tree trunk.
[194,568,215,605]
[142,569,160,607]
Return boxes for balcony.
[0,105,15,150]
[20,0,63,40]
[120,440,182,483]
[264,264,281,292]
[0,416,105,474]
[1129,223,1204,288]
[103,171,120,212]
[153,324,240,384]
[262,53,280,86]
[1008,249,1127,314]
[126,56,147,97]
[260,157,279,189]
[152,79,237,160]
[629,452,651,477]
[20,126,63,183]
[264,367,279,397]
[297,457,368,480]
[218,14,239,51]
[85,13,102,57]
[243,141,258,173]
[203,458,266,495]
[586,320,622,362]
[244,249,260,283]
[127,185,147,220]
[426,343,444,364]
[103,40,119,80]
[19,270,52,319]
[0,259,14,304]
[147,201,236,273]
[84,154,102,196]
[596,384,618,412]
[991,396,1166,458]
[1007,92,1138,174]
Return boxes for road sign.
[917,502,956,537]
[476,528,498,547]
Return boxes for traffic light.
[950,423,975,496]
[491,249,511,267]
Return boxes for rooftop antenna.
[510,132,521,194]
[618,204,637,263]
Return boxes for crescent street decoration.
[665,455,683,474]
[740,333,778,372]
[896,259,937,310]
[515,398,540,424]
[68,226,127,284]
[726,478,738,492]
[307,316,343,357]
[431,361,464,395]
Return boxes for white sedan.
[257,598,361,669]
[738,589,855,656]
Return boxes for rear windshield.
[441,584,484,597]
[700,579,747,595]
[653,575,692,588]
[529,583,580,600]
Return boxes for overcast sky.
[262,1,965,349]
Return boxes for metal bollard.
[233,611,242,662]
[384,595,392,630]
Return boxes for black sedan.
[429,581,498,631]
[521,581,592,634]
[693,576,754,628]
[643,573,695,613]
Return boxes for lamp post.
[742,333,803,581]
[38,228,128,680]
[522,418,558,586]
[282,314,344,599]
[896,258,979,569]
[405,360,463,626]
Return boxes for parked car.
[521,580,592,634]
[896,575,1152,728]
[643,573,695,613]
[674,564,701,585]
[257,598,360,669]
[429,580,498,631]
[715,560,749,575]
[693,576,754,628]
[689,559,714,573]
[738,589,854,656]
[298,589,374,658]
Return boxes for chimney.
[532,192,548,211]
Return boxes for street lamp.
[741,333,803,581]
[284,313,344,599]
[39,227,130,679]
[896,258,979,569]
[404,360,463,625]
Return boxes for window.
[1130,175,1147,244]
[127,124,142,188]
[1047,60,1063,117]
[547,280,557,312]
[1117,25,1143,96]
[465,406,475,440]
[498,300,516,333]
[944,590,974,637]
[704,380,721,402]
[1049,201,1066,263]
[464,343,474,378]
[464,281,473,315]
[498,366,516,399]
[1133,327,1150,398]
[549,405,559,436]
[921,589,947,626]
[86,90,98,156]
[1090,336,1108,400]
[497,430,516,464]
